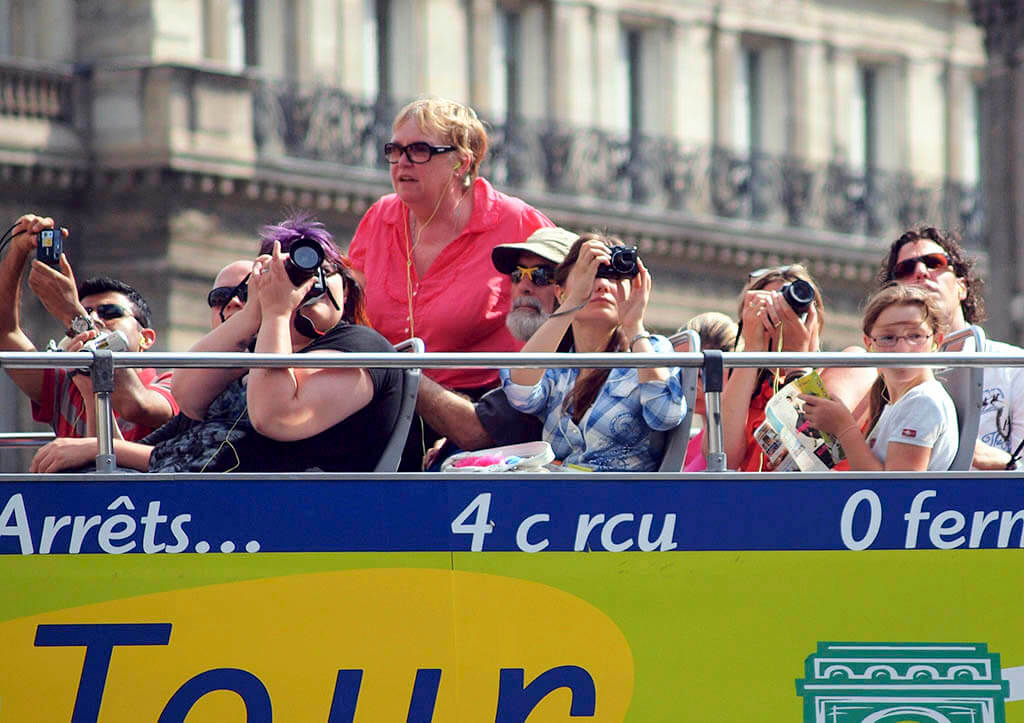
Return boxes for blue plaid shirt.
[501,334,686,471]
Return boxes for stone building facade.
[0,0,991,463]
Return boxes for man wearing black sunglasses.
[0,213,178,444]
[879,226,1024,470]
[207,260,253,328]
[416,227,578,461]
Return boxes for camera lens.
[285,238,325,286]
[596,246,640,279]
[612,247,638,274]
[780,279,815,315]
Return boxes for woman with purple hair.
[166,215,403,472]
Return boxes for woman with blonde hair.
[799,283,957,471]
[347,97,552,468]
[720,265,825,471]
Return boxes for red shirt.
[348,177,553,390]
[740,377,775,472]
[32,368,178,441]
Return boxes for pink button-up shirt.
[348,177,553,390]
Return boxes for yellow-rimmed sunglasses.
[510,265,556,286]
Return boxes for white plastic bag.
[440,441,555,473]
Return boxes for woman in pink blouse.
[349,99,552,391]
[347,98,552,467]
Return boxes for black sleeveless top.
[146,323,402,473]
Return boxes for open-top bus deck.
[2,347,1023,722]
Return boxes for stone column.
[592,6,620,133]
[337,0,368,94]
[667,19,713,147]
[712,26,739,149]
[968,0,1024,342]
[549,0,593,127]
[203,0,232,64]
[791,39,829,164]
[946,63,969,185]
[468,0,496,113]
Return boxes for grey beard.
[506,299,548,341]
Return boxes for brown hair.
[554,233,628,424]
[862,282,949,430]
[393,98,488,180]
[876,226,985,324]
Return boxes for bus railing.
[3,348,1024,473]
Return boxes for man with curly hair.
[878,226,1024,469]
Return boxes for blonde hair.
[862,282,948,339]
[394,98,488,179]
[862,282,949,430]
[680,311,738,353]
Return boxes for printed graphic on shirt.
[901,428,917,438]
[982,386,1012,451]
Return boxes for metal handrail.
[2,350,1024,370]
[4,348,1023,473]
[0,432,55,448]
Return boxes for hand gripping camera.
[36,227,62,267]
[779,279,815,316]
[595,246,640,280]
[285,238,326,287]
[285,238,341,338]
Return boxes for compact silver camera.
[83,330,130,353]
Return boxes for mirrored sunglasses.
[891,252,951,280]
[510,265,556,287]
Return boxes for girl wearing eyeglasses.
[501,234,685,472]
[799,283,957,471]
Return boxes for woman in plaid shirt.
[502,234,686,471]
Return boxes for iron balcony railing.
[3,348,1022,473]
[252,82,983,245]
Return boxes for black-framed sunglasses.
[207,274,250,310]
[84,303,141,325]
[383,141,456,164]
[510,265,556,287]
[890,252,952,281]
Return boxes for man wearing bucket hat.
[417,226,579,456]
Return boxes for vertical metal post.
[702,350,728,472]
[90,349,117,473]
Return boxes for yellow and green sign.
[2,475,1023,721]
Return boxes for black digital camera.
[285,238,326,286]
[780,279,815,315]
[595,246,640,279]
[36,227,62,267]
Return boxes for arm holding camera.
[508,239,608,387]
[172,260,261,420]
[0,214,63,402]
[245,242,374,441]
[28,252,89,331]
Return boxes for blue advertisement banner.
[2,474,1023,555]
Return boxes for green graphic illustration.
[796,642,1010,723]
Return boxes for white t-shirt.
[977,336,1024,459]
[866,379,958,471]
